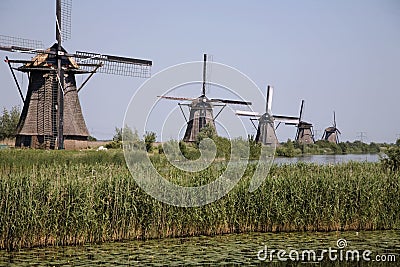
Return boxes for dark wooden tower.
[255,114,278,146]
[294,100,315,144]
[236,85,300,146]
[0,0,152,149]
[322,111,341,143]
[158,54,251,142]
[296,121,315,144]
[183,98,216,142]
[14,44,89,149]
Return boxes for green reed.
[0,150,399,250]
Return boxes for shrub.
[105,141,122,149]
[381,146,400,172]
[144,131,156,152]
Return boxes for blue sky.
[0,0,399,143]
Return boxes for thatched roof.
[23,43,79,69]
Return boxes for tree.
[144,131,156,152]
[195,123,216,147]
[284,139,296,157]
[369,142,380,153]
[113,127,123,142]
[179,140,187,155]
[107,125,141,149]
[381,146,400,172]
[123,125,142,150]
[248,135,261,159]
[0,106,20,140]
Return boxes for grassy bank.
[0,150,399,250]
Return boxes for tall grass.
[0,150,399,250]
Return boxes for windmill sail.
[273,115,300,125]
[235,110,261,118]
[158,96,196,101]
[74,51,152,77]
[209,98,251,105]
[0,35,44,53]
[59,0,72,42]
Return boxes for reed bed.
[0,150,399,250]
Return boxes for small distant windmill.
[158,54,251,142]
[295,100,315,144]
[0,0,152,149]
[322,111,341,143]
[235,85,300,146]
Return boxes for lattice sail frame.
[74,51,152,77]
[0,35,44,52]
[60,0,72,42]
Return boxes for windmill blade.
[74,51,152,77]
[333,111,336,127]
[60,0,72,42]
[158,96,196,101]
[202,53,207,96]
[209,98,251,105]
[0,35,44,54]
[299,100,305,121]
[273,115,300,125]
[235,110,262,118]
[266,85,273,113]
[56,0,72,43]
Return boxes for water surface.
[1,230,398,266]
[274,153,379,165]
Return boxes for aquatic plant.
[0,150,399,250]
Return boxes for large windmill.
[322,111,341,143]
[158,54,251,142]
[295,100,315,144]
[235,85,300,146]
[0,0,152,150]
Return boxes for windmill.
[0,0,152,150]
[322,111,341,143]
[235,85,300,146]
[158,54,251,142]
[295,100,315,144]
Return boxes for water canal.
[274,153,379,165]
[1,230,398,266]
